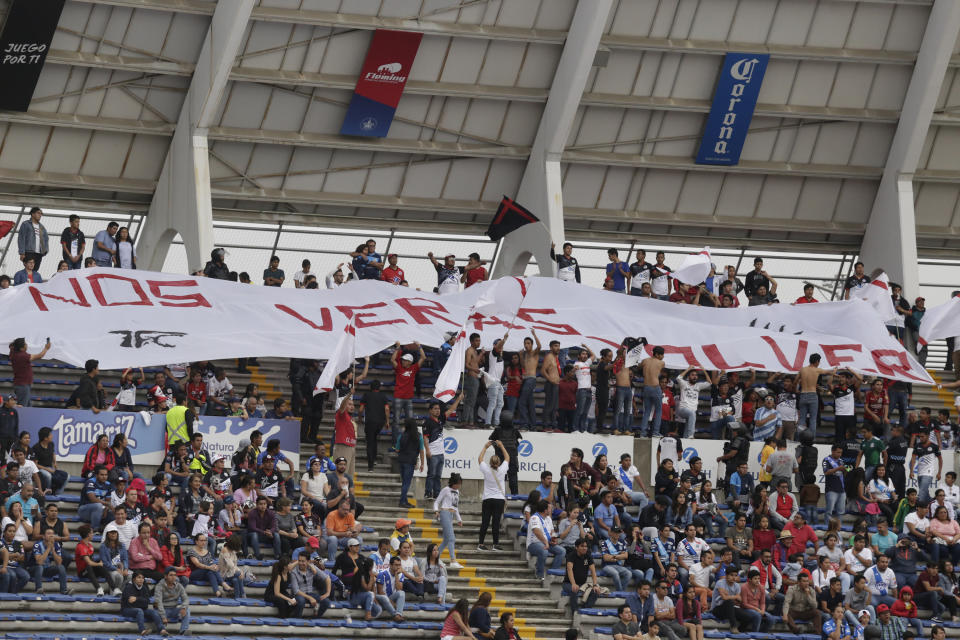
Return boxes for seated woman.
[421,543,448,604]
[186,533,226,596]
[264,555,298,618]
[695,481,728,539]
[654,460,678,504]
[930,505,960,565]
[493,611,523,640]
[99,529,130,593]
[398,540,425,598]
[160,532,191,586]
[677,587,704,640]
[865,465,896,526]
[751,515,776,559]
[468,592,495,640]
[75,524,116,596]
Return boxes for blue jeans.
[190,568,223,594]
[888,391,909,428]
[676,406,697,439]
[485,384,504,426]
[162,606,190,634]
[640,386,663,435]
[77,503,106,530]
[797,392,818,435]
[36,468,69,494]
[375,591,403,616]
[350,590,381,617]
[32,564,67,593]
[613,387,633,431]
[426,455,444,498]
[399,462,415,502]
[122,607,164,634]
[13,385,31,407]
[437,510,458,563]
[917,475,934,502]
[601,564,634,592]
[393,397,413,434]
[542,381,558,429]
[824,491,846,522]
[294,594,331,618]
[527,541,565,578]
[561,583,598,613]
[710,416,733,439]
[517,377,537,427]
[574,389,591,432]
[0,566,29,593]
[246,530,281,560]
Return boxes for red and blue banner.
[340,29,422,138]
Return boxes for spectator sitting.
[163,441,191,489]
[265,398,294,420]
[81,435,116,479]
[299,458,329,518]
[218,534,247,597]
[421,542,449,604]
[155,566,191,635]
[264,555,298,617]
[187,532,225,596]
[12,257,42,286]
[247,496,281,561]
[128,521,164,581]
[677,587,704,640]
[469,592,495,639]
[275,497,302,555]
[77,465,111,530]
[375,555,407,622]
[256,455,286,505]
[494,611,522,640]
[103,506,137,549]
[398,540,425,599]
[232,475,258,511]
[324,498,362,564]
[31,427,68,495]
[160,531,190,586]
[120,572,165,636]
[30,527,71,595]
[289,551,332,618]
[891,586,924,636]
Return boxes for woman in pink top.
[128,522,164,581]
[930,505,960,564]
[441,598,476,640]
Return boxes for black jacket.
[0,406,18,439]
[121,581,151,610]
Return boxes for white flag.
[433,277,529,401]
[671,247,712,286]
[313,315,357,395]
[624,343,646,369]
[919,294,960,346]
[849,272,898,323]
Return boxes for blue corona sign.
[695,53,769,166]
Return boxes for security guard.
[165,392,193,449]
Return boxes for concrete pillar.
[492,0,614,278]
[859,0,960,296]
[136,0,255,272]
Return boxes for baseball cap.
[876,604,889,613]
[347,538,360,547]
[396,518,412,529]
[166,566,178,574]
[858,610,871,618]
[307,536,320,549]
[611,526,623,533]
[223,495,235,505]
[335,456,347,464]
[402,353,414,362]
[262,455,274,463]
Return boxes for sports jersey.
[914,442,941,477]
[832,386,856,416]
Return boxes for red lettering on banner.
[395,298,458,327]
[644,344,701,367]
[88,274,151,307]
[821,343,862,367]
[275,305,333,331]
[28,278,90,311]
[702,344,764,370]
[335,303,406,329]
[469,314,525,331]
[515,309,581,336]
[585,335,623,350]
[871,350,927,382]
[761,336,808,371]
[147,280,211,308]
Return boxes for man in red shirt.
[462,253,487,288]
[390,343,425,441]
[9,337,49,407]
[794,283,818,304]
[782,512,818,556]
[381,254,404,285]
[333,397,358,479]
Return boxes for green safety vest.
[166,405,189,446]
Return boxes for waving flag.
[671,247,713,285]
[0,221,12,240]
[486,196,539,242]
[314,314,357,395]
[849,271,897,323]
[918,293,960,346]
[434,277,529,400]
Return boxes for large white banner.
[0,267,931,383]
[919,295,960,345]
[415,429,635,484]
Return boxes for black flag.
[486,196,539,242]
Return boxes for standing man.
[909,431,942,503]
[674,366,711,439]
[60,214,85,270]
[541,340,561,431]
[390,343,425,439]
[744,257,770,298]
[606,249,630,294]
[550,242,581,283]
[613,346,636,435]
[639,347,666,437]
[263,255,285,286]
[843,262,869,300]
[293,259,312,288]
[359,380,390,472]
[462,333,482,428]
[381,254,404,285]
[822,444,847,524]
[797,354,836,437]
[461,252,487,288]
[517,331,542,430]
[572,345,595,433]
[629,249,655,297]
[91,221,119,267]
[428,252,462,295]
[17,207,48,272]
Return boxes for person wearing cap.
[875,603,906,640]
[324,498,362,564]
[772,529,795,573]
[256,455,286,505]
[155,564,190,634]
[390,519,415,557]
[381,253,404,286]
[204,455,232,501]
[428,251,463,295]
[390,341,425,443]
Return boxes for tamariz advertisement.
[340,29,422,138]
[0,0,65,112]
[695,53,769,166]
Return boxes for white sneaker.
[112,588,122,596]
[449,562,464,569]
[96,588,104,597]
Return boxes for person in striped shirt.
[752,395,782,442]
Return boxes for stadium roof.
[0,0,959,256]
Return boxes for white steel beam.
[491,0,613,278]
[135,0,255,272]
[859,0,960,297]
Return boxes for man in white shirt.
[526,500,564,580]
[903,501,931,548]
[940,472,960,510]
[293,259,312,288]
[572,345,595,433]
[842,535,874,578]
[616,453,650,513]
[688,548,715,609]
[205,368,233,416]
[863,555,897,607]
[103,508,137,549]
[675,524,709,586]
[674,368,712,438]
